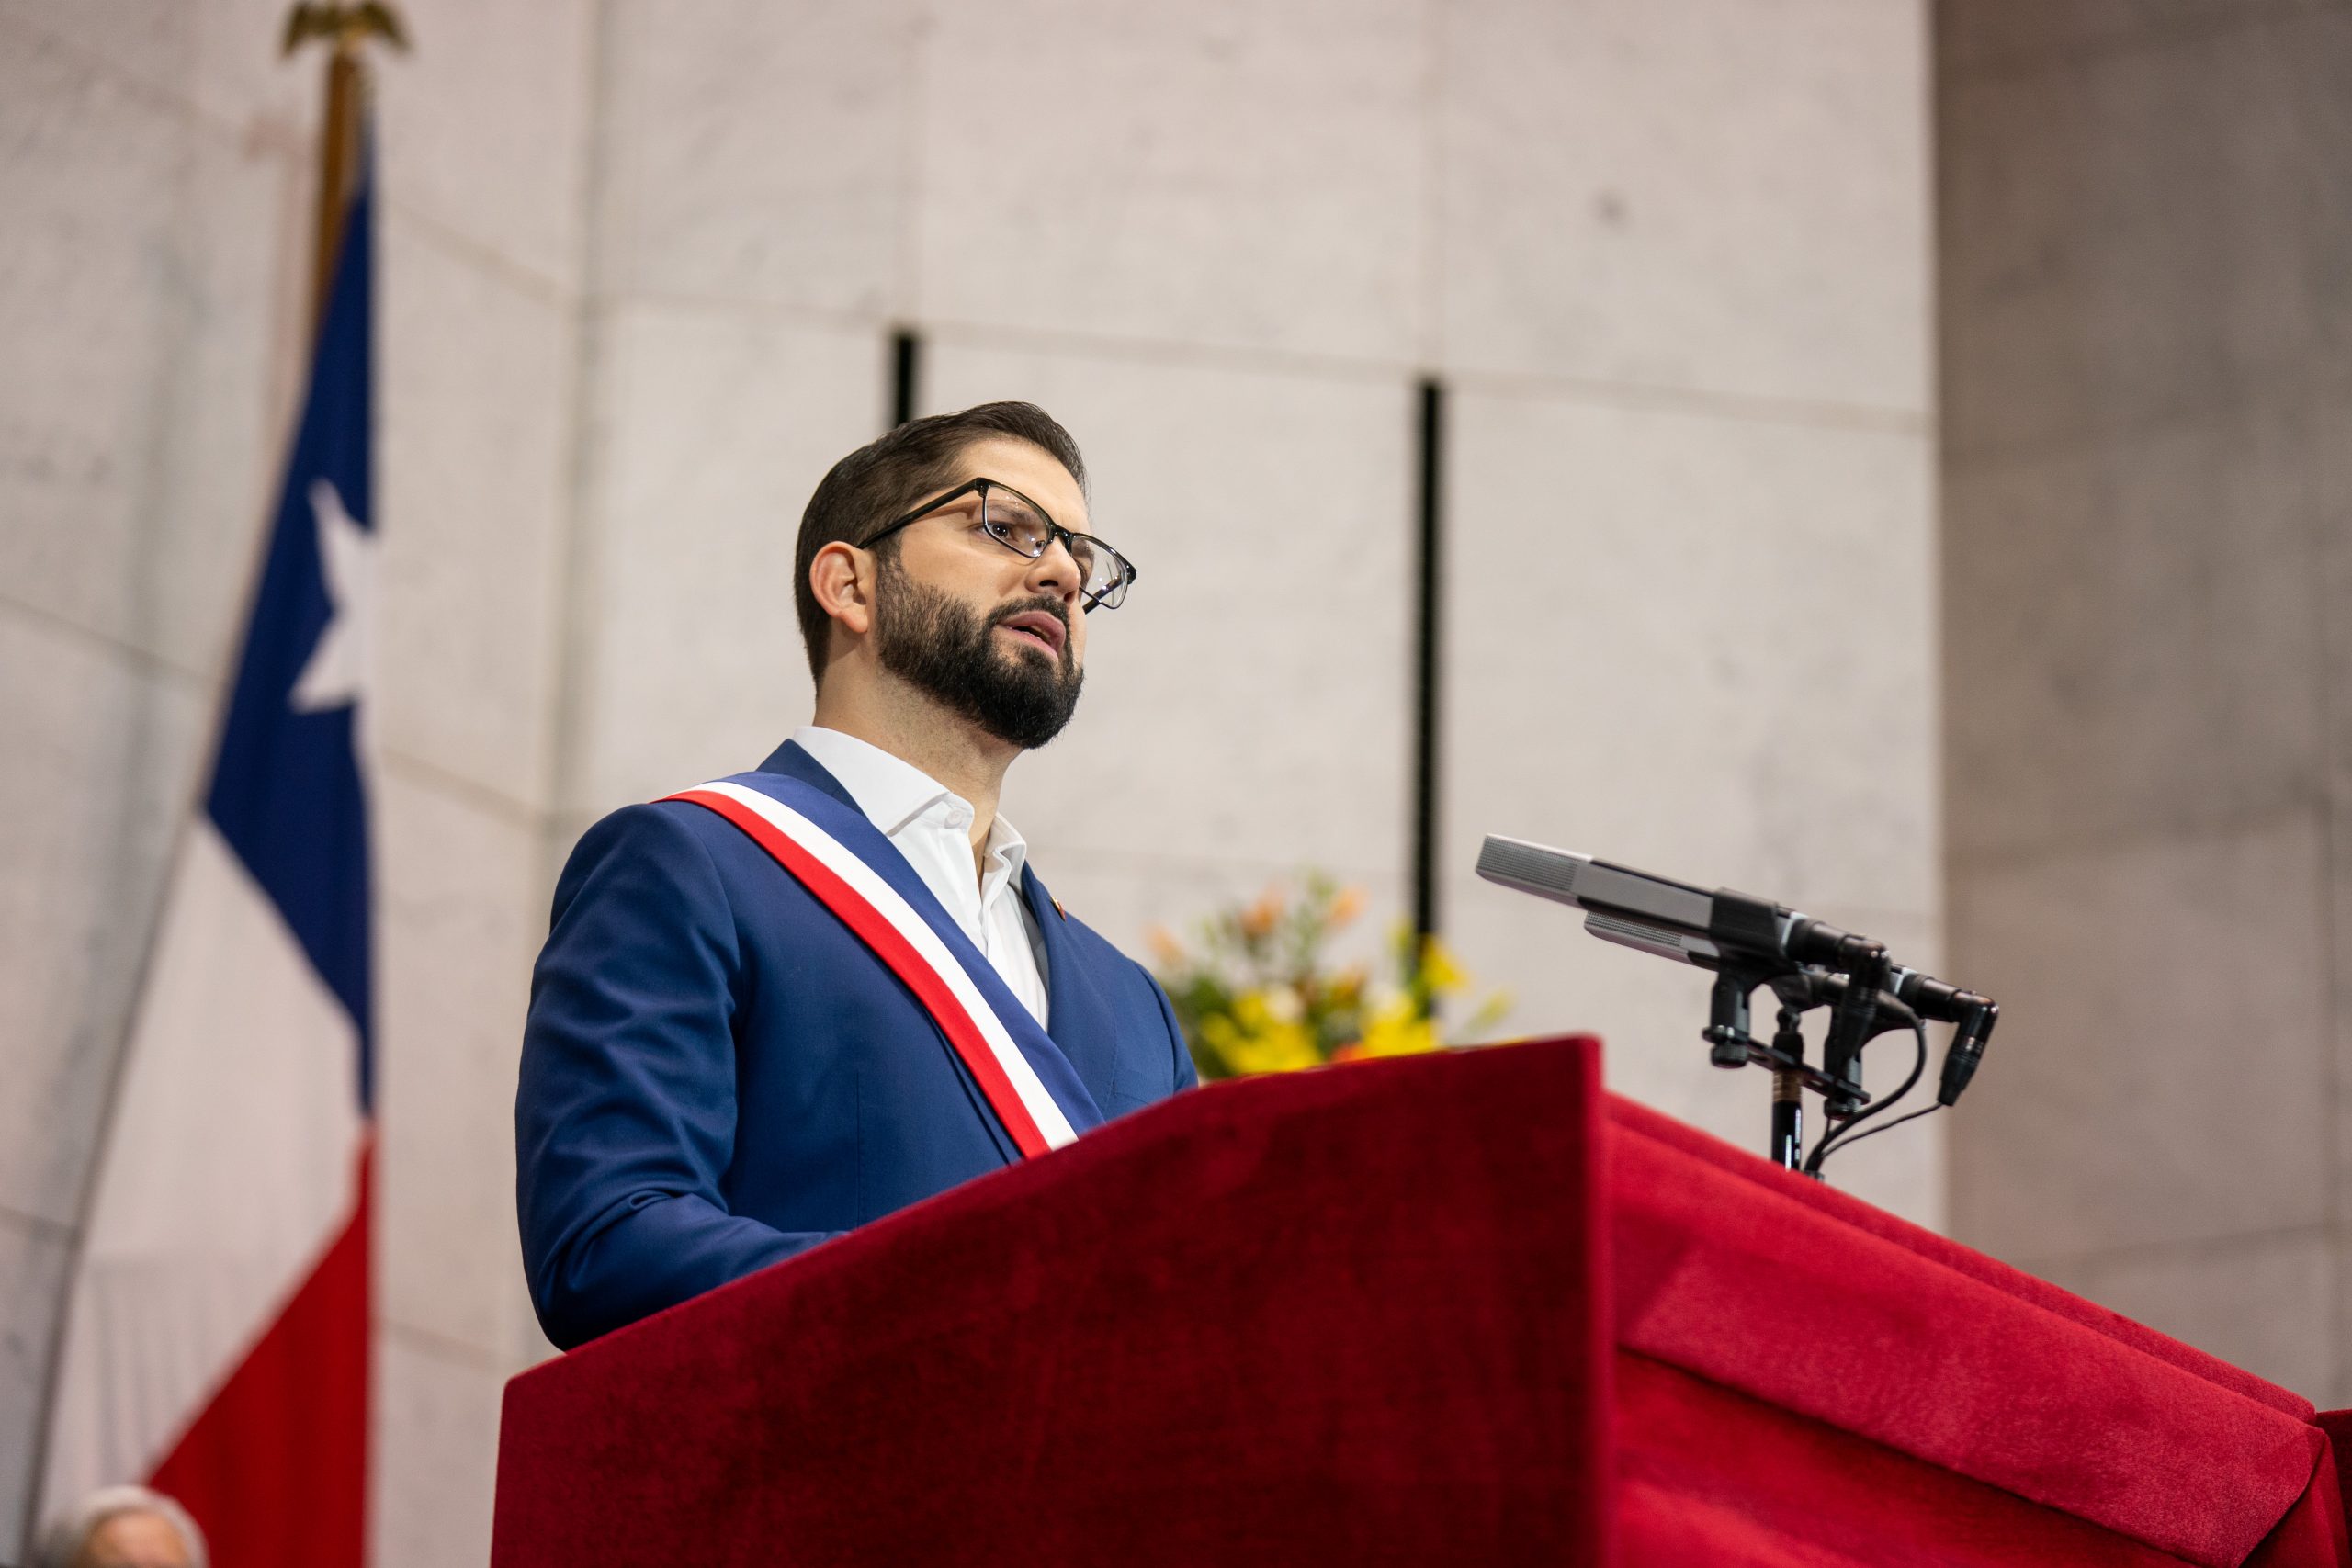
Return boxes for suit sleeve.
[516,802,836,1348]
[1147,964,1201,1094]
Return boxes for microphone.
[1477,834,2000,1105]
[1934,996,1999,1106]
[1475,836,1867,976]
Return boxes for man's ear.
[809,541,876,640]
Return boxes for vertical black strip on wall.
[1412,377,1445,945]
[889,327,921,428]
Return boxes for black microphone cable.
[1803,1016,1929,1177]
[1811,1100,1945,1170]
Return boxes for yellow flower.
[1172,872,1508,1076]
[1417,936,1470,995]
[1356,998,1441,1060]
[1202,1010,1320,1077]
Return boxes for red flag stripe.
[148,1142,371,1568]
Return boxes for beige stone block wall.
[0,0,1937,1556]
[0,0,590,1555]
[1939,0,2352,1400]
[1435,0,1939,1222]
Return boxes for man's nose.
[1025,536,1082,602]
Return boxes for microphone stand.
[1769,1006,1807,1171]
[1700,964,1923,1176]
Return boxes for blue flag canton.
[207,159,377,1108]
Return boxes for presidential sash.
[662,779,1079,1158]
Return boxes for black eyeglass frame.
[859,478,1138,612]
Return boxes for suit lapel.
[745,744,1106,1137]
[1020,864,1125,1110]
[757,739,861,812]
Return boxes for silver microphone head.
[1477,835,1717,936]
[1478,833,1741,971]
[1475,834,1594,908]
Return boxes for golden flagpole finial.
[282,1,410,59]
[281,2,407,344]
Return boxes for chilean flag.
[39,145,378,1563]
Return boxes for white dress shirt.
[788,726,1051,1025]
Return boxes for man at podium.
[516,402,1196,1349]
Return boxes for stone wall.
[0,1,593,1556]
[1939,0,2352,1402]
[0,1,1934,1556]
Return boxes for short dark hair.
[794,400,1089,681]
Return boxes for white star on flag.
[288,477,376,718]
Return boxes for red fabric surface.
[2245,1454,2352,1568]
[494,1041,2348,1566]
[1608,1112,2320,1565]
[2320,1411,2352,1558]
[2320,1412,2352,1496]
[493,1039,1611,1567]
[1619,1350,2197,1567]
[1610,1098,2312,1422]
[151,1145,370,1568]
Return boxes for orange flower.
[1145,924,1185,969]
[1238,885,1285,940]
[1329,886,1368,927]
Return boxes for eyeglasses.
[861,479,1137,612]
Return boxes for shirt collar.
[790,725,1028,879]
[982,812,1030,889]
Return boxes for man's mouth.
[995,610,1067,658]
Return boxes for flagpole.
[19,6,404,1551]
[286,2,408,344]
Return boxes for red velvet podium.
[491,1038,2349,1566]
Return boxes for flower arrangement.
[1148,872,1510,1081]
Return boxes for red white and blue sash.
[663,779,1080,1158]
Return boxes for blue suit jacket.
[516,740,1197,1348]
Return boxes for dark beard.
[871,558,1085,750]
